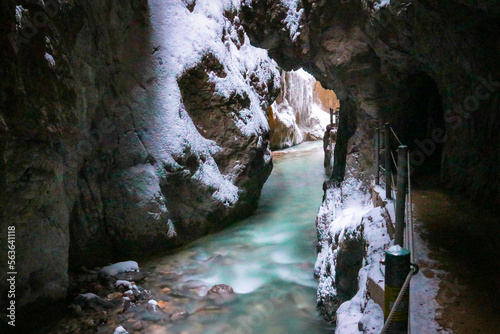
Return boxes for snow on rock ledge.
[315,178,392,332]
[98,261,139,277]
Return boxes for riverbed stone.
[108,292,124,300]
[170,310,189,321]
[208,284,235,296]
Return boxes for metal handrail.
[390,126,403,146]
[377,125,417,334]
[380,266,418,334]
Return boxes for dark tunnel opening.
[394,72,445,186]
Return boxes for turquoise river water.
[141,141,333,334]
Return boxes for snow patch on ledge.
[281,0,304,41]
[387,244,403,253]
[244,0,304,41]
[98,261,139,277]
[374,0,390,10]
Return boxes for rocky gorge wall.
[240,0,500,326]
[0,0,280,312]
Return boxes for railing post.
[384,247,411,333]
[395,145,408,247]
[384,123,391,199]
[375,128,380,185]
[330,108,333,125]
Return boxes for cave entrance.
[394,72,445,186]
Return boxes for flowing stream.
[141,141,333,333]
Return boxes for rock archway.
[241,0,500,202]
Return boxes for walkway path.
[412,187,500,333]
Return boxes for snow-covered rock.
[315,178,391,332]
[113,325,129,334]
[99,261,139,277]
[115,280,134,290]
[269,69,331,149]
[79,293,99,300]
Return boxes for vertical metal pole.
[384,247,411,334]
[407,150,414,264]
[395,145,408,247]
[384,123,392,199]
[375,128,380,185]
[330,108,333,125]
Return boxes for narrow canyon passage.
[137,141,332,334]
[3,1,500,333]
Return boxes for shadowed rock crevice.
[317,225,365,323]
[331,97,358,182]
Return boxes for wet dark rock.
[167,290,190,299]
[170,310,189,321]
[108,292,124,300]
[204,254,225,264]
[131,320,143,331]
[335,227,365,302]
[89,283,106,293]
[140,300,169,322]
[69,304,84,317]
[146,300,161,313]
[181,268,199,276]
[122,297,132,313]
[73,293,115,310]
[115,271,148,283]
[208,284,235,296]
[182,279,208,289]
[137,289,154,301]
[159,271,182,281]
[195,305,224,315]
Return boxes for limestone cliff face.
[268,69,330,149]
[0,0,279,310]
[241,0,500,202]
